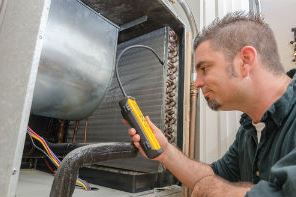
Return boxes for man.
[128,12,296,196]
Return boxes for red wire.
[43,158,55,174]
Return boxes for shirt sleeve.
[246,147,296,197]
[211,129,242,182]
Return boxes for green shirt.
[211,76,296,197]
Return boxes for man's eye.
[200,65,208,72]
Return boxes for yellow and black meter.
[115,45,164,159]
[119,96,163,158]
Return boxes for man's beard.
[205,97,221,111]
[205,62,235,110]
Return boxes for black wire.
[115,45,164,97]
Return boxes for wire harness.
[27,127,91,190]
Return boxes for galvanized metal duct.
[31,0,119,120]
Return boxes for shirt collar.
[263,75,296,127]
[240,75,296,128]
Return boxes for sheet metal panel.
[31,0,119,120]
[0,0,49,196]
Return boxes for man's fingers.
[133,142,141,149]
[128,128,136,136]
[121,119,129,125]
[129,128,140,142]
[145,116,158,132]
[132,134,140,142]
[125,119,148,159]
[134,142,147,159]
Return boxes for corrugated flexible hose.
[50,142,137,197]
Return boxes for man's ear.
[239,46,257,78]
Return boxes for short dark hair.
[194,11,285,75]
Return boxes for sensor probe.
[115,45,164,159]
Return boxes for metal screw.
[12,169,17,175]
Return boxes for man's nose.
[195,76,205,88]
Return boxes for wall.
[197,0,249,163]
[260,0,296,71]
[179,0,296,164]
[170,0,249,163]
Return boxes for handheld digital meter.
[115,45,164,159]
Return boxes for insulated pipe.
[175,0,198,38]
[175,0,198,162]
[173,1,198,196]
[249,0,262,15]
[49,142,137,197]
[23,141,90,158]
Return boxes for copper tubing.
[83,119,88,143]
[173,0,198,158]
[172,2,198,196]
[182,32,194,197]
[57,120,65,143]
[164,30,179,143]
[189,83,198,159]
[72,120,79,143]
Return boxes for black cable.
[115,45,164,97]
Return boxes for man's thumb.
[146,116,158,131]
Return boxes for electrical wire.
[27,127,60,166]
[28,128,89,190]
[27,127,91,191]
[27,128,90,190]
[28,132,54,163]
[115,45,164,97]
[43,158,56,174]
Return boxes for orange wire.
[28,129,60,167]
[27,127,90,190]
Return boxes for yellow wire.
[77,179,88,190]
[28,131,90,190]
[30,133,60,167]
[29,130,53,156]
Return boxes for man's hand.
[191,175,252,197]
[127,116,168,160]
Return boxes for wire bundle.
[27,127,91,190]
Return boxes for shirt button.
[256,171,260,176]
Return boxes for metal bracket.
[120,16,148,31]
[291,27,296,62]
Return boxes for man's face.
[194,41,240,111]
